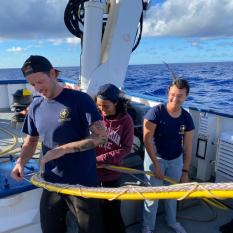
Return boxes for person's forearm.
[61,138,97,153]
[183,153,192,171]
[60,134,107,154]
[145,142,158,166]
[17,144,37,166]
[183,131,193,172]
[183,142,193,171]
[41,134,107,164]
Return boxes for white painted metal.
[84,0,143,96]
[196,113,218,181]
[0,189,42,233]
[0,85,9,109]
[189,108,200,172]
[81,1,104,92]
[215,132,233,182]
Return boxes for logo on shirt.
[179,125,186,135]
[59,108,71,122]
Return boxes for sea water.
[0,62,232,115]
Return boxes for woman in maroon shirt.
[95,83,134,233]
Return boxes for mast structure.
[64,0,148,96]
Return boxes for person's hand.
[180,172,189,183]
[41,147,65,165]
[153,163,164,180]
[11,162,24,181]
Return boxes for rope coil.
[31,173,233,203]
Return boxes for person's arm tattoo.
[62,120,107,153]
[72,139,96,152]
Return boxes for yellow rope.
[98,164,229,210]
[0,127,17,155]
[30,172,233,203]
[0,125,41,158]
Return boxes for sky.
[0,0,233,68]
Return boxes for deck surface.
[126,199,233,233]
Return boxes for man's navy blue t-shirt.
[145,104,195,160]
[23,88,101,186]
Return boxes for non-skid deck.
[126,199,233,233]
[121,158,233,233]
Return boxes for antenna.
[163,61,181,80]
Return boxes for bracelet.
[182,169,189,173]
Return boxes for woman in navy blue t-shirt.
[142,79,195,233]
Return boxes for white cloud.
[191,41,198,47]
[48,39,64,46]
[143,0,233,38]
[47,37,80,46]
[7,46,23,53]
[1,0,233,41]
[0,0,69,39]
[66,37,81,45]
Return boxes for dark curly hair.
[95,95,129,116]
[168,79,190,95]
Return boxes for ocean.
[0,62,232,115]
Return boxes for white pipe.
[81,1,104,92]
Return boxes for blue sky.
[0,0,233,68]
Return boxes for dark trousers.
[40,189,104,233]
[101,179,126,233]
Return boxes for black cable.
[132,11,143,52]
[214,200,233,211]
[64,0,88,39]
